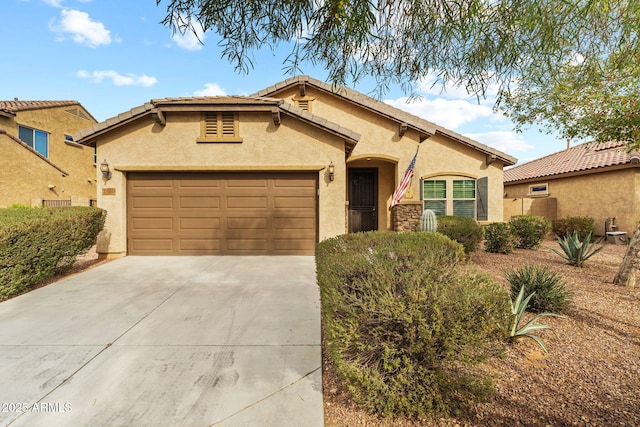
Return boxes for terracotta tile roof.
[254,75,518,166]
[0,100,80,112]
[73,96,361,154]
[0,128,69,175]
[504,141,640,183]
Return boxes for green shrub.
[316,231,510,418]
[509,215,552,249]
[0,206,106,300]
[436,215,484,254]
[505,264,573,313]
[550,230,605,268]
[552,216,597,240]
[484,222,516,254]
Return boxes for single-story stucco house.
[504,140,640,239]
[74,76,516,256]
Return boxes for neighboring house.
[74,76,516,256]
[0,100,98,207]
[504,141,640,237]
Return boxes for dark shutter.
[476,177,488,221]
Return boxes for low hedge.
[509,215,552,249]
[484,222,517,254]
[316,231,510,419]
[553,216,597,240]
[436,215,484,254]
[0,206,106,299]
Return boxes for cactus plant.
[418,209,438,232]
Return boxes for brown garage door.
[127,172,317,255]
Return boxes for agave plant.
[549,230,605,267]
[510,285,564,354]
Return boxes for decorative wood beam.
[299,82,306,97]
[399,122,408,137]
[272,110,281,126]
[151,109,166,125]
[486,153,497,165]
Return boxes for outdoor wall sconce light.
[328,161,335,182]
[100,159,112,180]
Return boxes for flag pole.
[390,145,420,208]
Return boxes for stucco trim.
[114,165,329,172]
[420,172,479,180]
[74,97,361,154]
[347,154,400,163]
[254,75,517,166]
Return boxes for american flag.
[391,150,418,207]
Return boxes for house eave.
[504,162,640,185]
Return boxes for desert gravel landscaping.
[323,239,640,426]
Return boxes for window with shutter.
[422,176,479,219]
[198,112,242,143]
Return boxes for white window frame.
[528,183,549,197]
[18,125,49,158]
[422,176,477,219]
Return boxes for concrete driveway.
[0,256,322,427]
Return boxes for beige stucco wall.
[276,86,507,224]
[94,111,346,255]
[0,106,96,207]
[0,134,69,206]
[504,168,640,235]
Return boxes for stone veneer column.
[391,201,423,232]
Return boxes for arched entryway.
[346,156,398,232]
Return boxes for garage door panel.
[273,217,315,230]
[180,196,220,208]
[226,178,268,189]
[179,178,221,188]
[132,196,174,209]
[130,238,174,252]
[130,178,174,189]
[179,239,220,251]
[274,196,315,209]
[131,217,173,230]
[273,176,316,186]
[128,172,317,255]
[227,196,268,209]
[226,238,268,252]
[227,217,268,229]
[180,217,221,230]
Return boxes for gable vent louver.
[296,99,310,111]
[204,112,218,137]
[221,112,235,136]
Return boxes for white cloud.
[50,9,111,47]
[77,70,157,87]
[194,83,227,96]
[42,0,64,7]
[417,73,500,101]
[172,22,205,51]
[385,97,495,130]
[466,131,534,154]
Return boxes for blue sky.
[2,0,576,165]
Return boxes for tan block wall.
[277,87,507,224]
[504,197,558,222]
[95,111,347,255]
[0,106,96,207]
[504,169,640,235]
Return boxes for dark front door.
[348,168,378,232]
